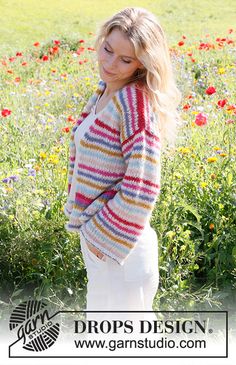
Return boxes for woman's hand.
[86,242,106,261]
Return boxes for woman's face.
[97,28,144,87]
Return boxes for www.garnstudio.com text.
[74,336,206,351]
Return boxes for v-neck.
[93,91,105,115]
[92,80,138,116]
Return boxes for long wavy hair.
[94,7,182,149]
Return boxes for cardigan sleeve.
[79,84,161,265]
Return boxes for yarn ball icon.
[9,300,60,351]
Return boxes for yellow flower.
[53,146,62,153]
[213,146,221,151]
[73,93,80,97]
[34,164,41,171]
[45,90,50,96]
[219,153,227,157]
[9,214,15,221]
[6,187,13,193]
[207,157,217,163]
[218,67,225,74]
[39,151,47,159]
[178,147,191,154]
[200,182,208,188]
[66,104,73,108]
[48,154,59,165]
[32,211,40,219]
[174,172,182,179]
[61,167,67,174]
[166,231,176,239]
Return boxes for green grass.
[0,0,235,56]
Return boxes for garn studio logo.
[9,300,60,352]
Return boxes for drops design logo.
[9,300,60,352]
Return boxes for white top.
[68,93,102,203]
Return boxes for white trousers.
[79,224,159,325]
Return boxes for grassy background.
[0,0,235,319]
[0,0,235,56]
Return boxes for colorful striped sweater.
[64,79,161,266]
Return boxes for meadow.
[0,0,235,322]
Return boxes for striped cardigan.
[64,79,161,265]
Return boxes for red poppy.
[1,108,12,117]
[9,57,15,62]
[206,86,216,95]
[42,55,49,61]
[16,52,22,57]
[62,127,70,133]
[195,113,208,126]
[178,41,184,46]
[67,115,75,122]
[183,104,191,110]
[217,99,227,108]
[49,46,59,55]
[79,39,85,43]
[14,77,21,83]
[33,42,40,47]
[54,40,61,45]
[21,62,27,66]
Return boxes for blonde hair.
[94,7,182,149]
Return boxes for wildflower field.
[0,0,235,323]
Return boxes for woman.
[64,7,181,323]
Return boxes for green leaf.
[11,288,24,298]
